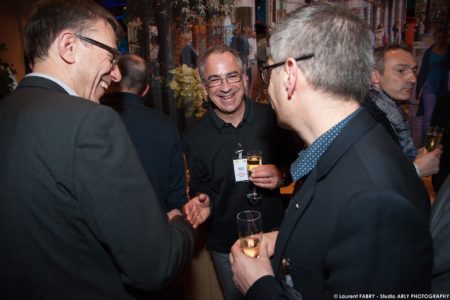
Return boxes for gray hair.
[269,2,373,102]
[198,45,245,81]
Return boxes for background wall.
[0,0,35,82]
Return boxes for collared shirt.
[290,108,361,181]
[184,97,299,253]
[26,73,78,96]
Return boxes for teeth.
[99,81,108,90]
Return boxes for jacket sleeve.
[166,124,188,211]
[73,105,194,291]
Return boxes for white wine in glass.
[237,210,263,258]
[426,126,444,152]
[247,150,262,202]
[241,235,262,258]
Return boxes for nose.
[219,79,233,91]
[110,63,122,82]
[408,71,417,84]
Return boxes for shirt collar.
[290,107,362,181]
[208,96,254,131]
[26,73,78,97]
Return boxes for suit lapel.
[272,109,377,274]
[273,168,317,274]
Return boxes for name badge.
[233,158,249,182]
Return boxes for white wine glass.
[237,210,263,258]
[247,150,262,203]
[425,126,444,152]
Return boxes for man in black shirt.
[184,45,298,300]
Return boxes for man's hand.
[249,164,283,190]
[263,231,279,257]
[183,193,211,229]
[414,146,442,176]
[167,208,183,221]
[230,238,275,294]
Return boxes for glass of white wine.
[237,210,263,258]
[426,126,444,152]
[247,150,262,203]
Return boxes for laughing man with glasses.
[184,45,300,300]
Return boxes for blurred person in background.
[416,28,450,145]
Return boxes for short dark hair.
[373,44,413,74]
[25,0,121,65]
[117,54,148,94]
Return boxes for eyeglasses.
[260,54,314,86]
[74,34,121,65]
[204,72,243,88]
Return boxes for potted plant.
[168,64,207,118]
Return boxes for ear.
[58,31,77,64]
[371,70,380,85]
[285,57,298,99]
[201,82,208,97]
[140,84,150,97]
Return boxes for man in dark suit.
[430,174,450,292]
[230,3,433,299]
[0,1,199,298]
[101,54,210,219]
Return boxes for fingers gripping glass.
[260,54,314,86]
[74,34,121,65]
[204,72,242,88]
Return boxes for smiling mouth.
[99,80,109,90]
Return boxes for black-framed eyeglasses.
[260,54,314,86]
[204,72,243,88]
[74,34,120,65]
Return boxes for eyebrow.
[207,71,239,80]
[394,63,418,69]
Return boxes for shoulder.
[184,113,211,136]
[251,101,277,122]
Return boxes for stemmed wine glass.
[237,210,263,258]
[247,150,262,203]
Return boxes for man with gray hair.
[230,3,432,299]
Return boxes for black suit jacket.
[101,92,187,212]
[0,76,194,299]
[247,109,432,299]
[431,174,450,292]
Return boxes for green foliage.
[156,0,236,30]
[0,43,17,99]
[168,64,207,118]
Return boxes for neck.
[294,90,360,145]
[214,101,246,127]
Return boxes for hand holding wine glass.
[237,210,263,258]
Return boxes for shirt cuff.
[413,162,421,177]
